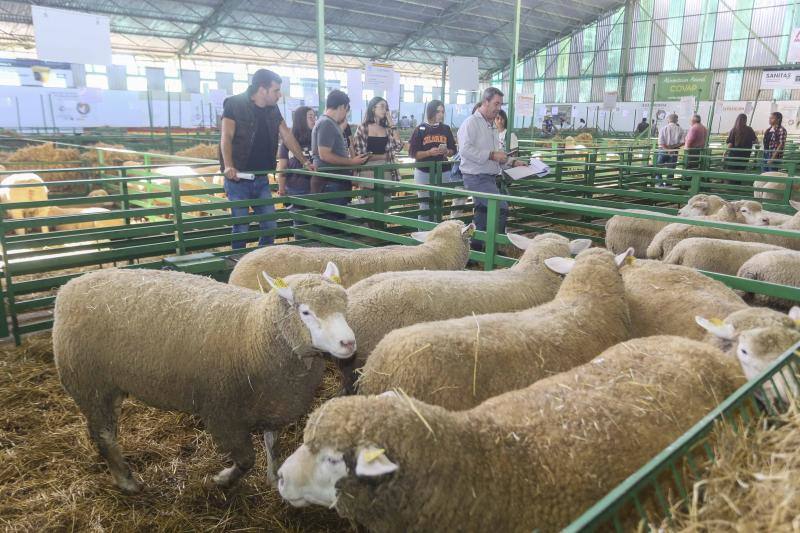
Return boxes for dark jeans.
[655,151,678,183]
[284,183,310,227]
[224,176,276,250]
[763,149,782,172]
[462,172,508,251]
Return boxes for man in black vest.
[220,69,313,249]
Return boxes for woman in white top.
[495,109,518,155]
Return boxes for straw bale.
[79,143,142,166]
[0,334,352,531]
[175,144,219,160]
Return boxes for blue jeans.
[655,151,678,183]
[462,172,508,250]
[762,149,781,172]
[224,176,276,250]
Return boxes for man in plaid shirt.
[763,111,787,172]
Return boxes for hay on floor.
[0,334,354,532]
[175,144,219,160]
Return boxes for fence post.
[0,209,19,344]
[484,199,498,271]
[372,166,386,231]
[170,176,186,255]
[432,161,443,222]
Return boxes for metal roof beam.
[178,0,245,55]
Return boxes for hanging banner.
[655,71,713,101]
[346,68,363,121]
[365,63,394,93]
[516,94,534,116]
[602,91,617,110]
[447,56,479,92]
[760,70,800,90]
[788,28,800,63]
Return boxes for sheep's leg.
[82,393,140,494]
[263,430,280,486]
[208,424,255,488]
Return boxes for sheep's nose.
[277,472,284,490]
[762,218,770,224]
[340,340,355,351]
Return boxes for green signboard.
[655,72,713,101]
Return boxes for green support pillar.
[441,61,447,103]
[618,0,634,99]
[316,0,326,115]
[506,0,522,149]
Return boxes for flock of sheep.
[44,176,800,531]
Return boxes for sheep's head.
[679,194,726,217]
[506,232,592,256]
[732,200,770,226]
[262,262,356,360]
[697,307,800,375]
[411,219,475,249]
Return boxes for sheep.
[604,195,760,258]
[338,233,591,390]
[647,200,800,259]
[277,335,743,533]
[620,258,747,340]
[53,262,355,494]
[663,238,786,275]
[357,247,632,410]
[753,171,800,201]
[697,307,800,406]
[47,206,123,231]
[737,199,793,226]
[0,173,49,235]
[229,220,475,290]
[737,250,800,310]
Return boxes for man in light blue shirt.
[457,87,526,249]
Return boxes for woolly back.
[422,220,471,248]
[556,247,625,300]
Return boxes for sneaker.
[655,182,668,188]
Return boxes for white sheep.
[753,171,800,201]
[277,335,742,532]
[338,233,591,391]
[53,262,355,494]
[647,200,800,259]
[605,195,763,258]
[229,220,475,290]
[48,206,123,231]
[663,238,786,276]
[0,173,50,235]
[357,247,632,410]
[620,258,747,340]
[737,249,800,310]
[697,307,800,407]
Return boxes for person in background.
[277,105,316,197]
[409,99,459,221]
[763,111,787,172]
[683,114,708,170]
[635,118,649,135]
[577,118,587,130]
[399,115,410,129]
[353,96,405,191]
[458,87,527,249]
[410,115,418,129]
[654,113,683,188]
[724,113,757,171]
[542,115,555,136]
[220,68,313,250]
[310,90,370,215]
[495,109,518,155]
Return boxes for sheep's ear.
[461,222,476,237]
[790,200,800,212]
[693,201,708,210]
[695,316,737,340]
[506,232,532,251]
[544,256,574,275]
[261,272,294,303]
[568,239,592,255]
[377,390,399,399]
[355,447,398,477]
[615,248,635,268]
[410,230,430,242]
[322,261,342,285]
[789,306,800,325]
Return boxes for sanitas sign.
[655,72,713,101]
[760,70,800,90]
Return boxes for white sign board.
[447,56,479,92]
[680,96,695,118]
[516,95,534,116]
[32,6,112,65]
[346,69,363,121]
[760,70,800,90]
[603,91,617,110]
[788,28,800,63]
[386,71,401,113]
[365,63,394,93]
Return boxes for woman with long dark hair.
[277,105,316,197]
[353,97,405,184]
[724,113,756,171]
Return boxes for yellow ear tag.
[363,448,386,463]
[794,319,800,327]
[625,256,636,266]
[330,274,342,285]
[709,317,725,326]
[273,277,288,289]
[467,226,476,237]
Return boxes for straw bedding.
[175,144,219,160]
[0,334,352,532]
